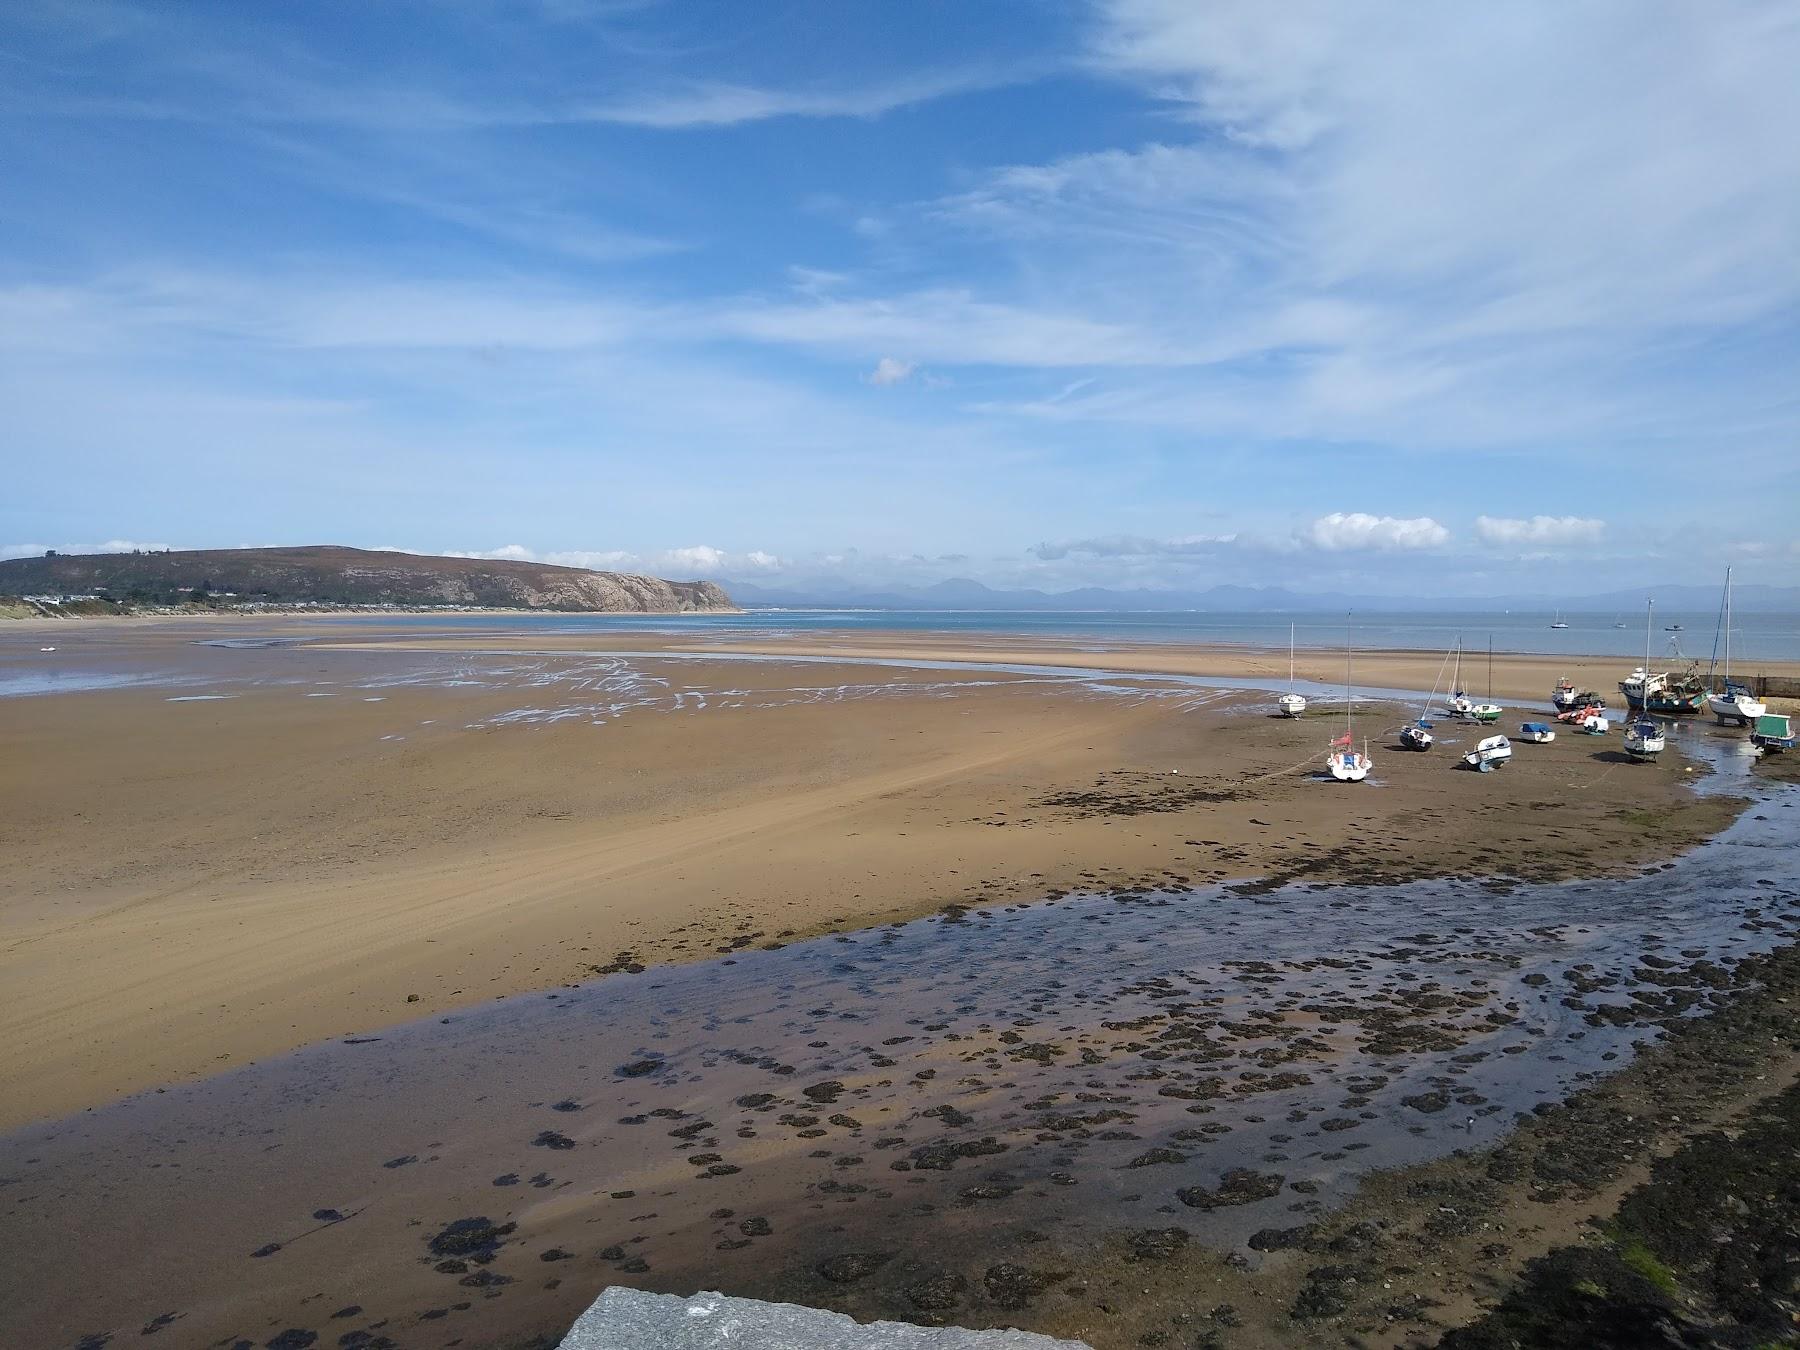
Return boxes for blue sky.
[4,0,1798,597]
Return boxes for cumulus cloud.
[1474,515,1606,548]
[867,356,915,386]
[1304,513,1449,552]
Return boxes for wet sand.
[1,737,1794,1350]
[0,620,1750,1130]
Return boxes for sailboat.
[1447,639,1474,718]
[1326,615,1373,782]
[1550,610,1569,629]
[1277,623,1307,718]
[1624,599,1668,762]
[1469,637,1503,723]
[1707,566,1766,727]
[1401,643,1451,751]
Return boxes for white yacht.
[1707,567,1766,727]
[1277,623,1307,718]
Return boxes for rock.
[906,1273,970,1311]
[817,1252,895,1284]
[557,1286,1093,1347]
[1177,1169,1286,1210]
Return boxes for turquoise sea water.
[328,607,1800,663]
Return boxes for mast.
[1288,622,1296,693]
[1644,597,1653,710]
[1724,566,1733,686]
[1344,611,1354,738]
[1487,635,1494,699]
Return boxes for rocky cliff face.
[0,546,738,614]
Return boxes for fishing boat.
[1706,567,1766,727]
[1618,601,1708,713]
[1276,622,1307,718]
[1519,722,1556,743]
[1468,637,1503,723]
[1752,713,1795,755]
[1551,678,1581,710]
[1326,616,1373,782]
[1462,734,1513,771]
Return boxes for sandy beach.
[0,616,1772,1127]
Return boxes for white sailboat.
[1277,622,1307,718]
[1707,566,1766,727]
[1625,599,1668,762]
[1326,615,1373,782]
[1447,638,1474,718]
[1550,610,1569,629]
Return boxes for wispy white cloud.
[866,356,915,386]
[1474,515,1606,548]
[1029,532,1237,561]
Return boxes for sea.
[327,606,1800,663]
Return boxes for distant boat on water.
[1550,610,1569,629]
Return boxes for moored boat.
[1461,734,1513,771]
[1325,615,1373,782]
[1551,678,1580,710]
[1519,722,1556,743]
[1625,717,1666,761]
[1706,567,1766,727]
[1751,713,1794,754]
[1277,622,1307,718]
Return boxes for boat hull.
[1708,693,1765,726]
[1277,694,1307,718]
[1326,752,1371,782]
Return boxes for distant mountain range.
[724,576,1800,613]
[1,546,737,613]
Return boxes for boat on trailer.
[1462,734,1513,771]
[1752,713,1795,755]
[1519,722,1556,743]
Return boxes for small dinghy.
[1519,722,1556,743]
[1462,734,1513,771]
[1577,711,1609,735]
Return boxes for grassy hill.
[0,546,736,614]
